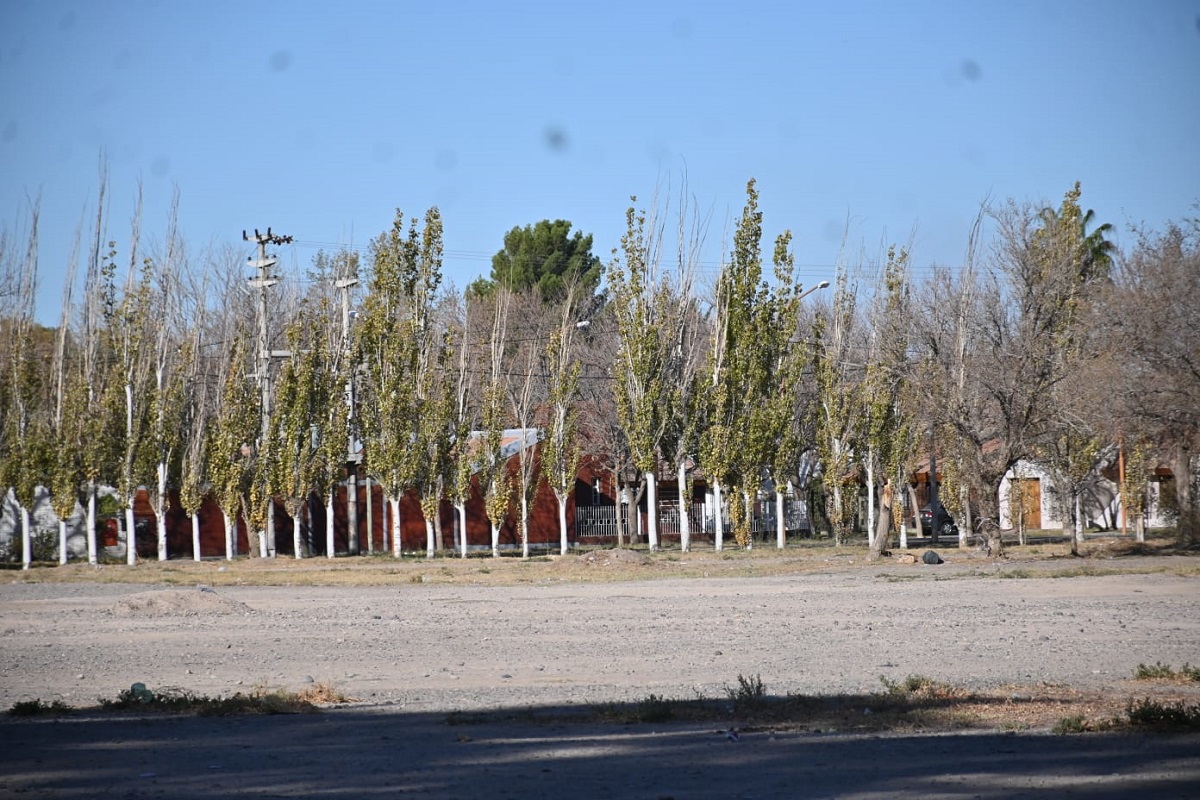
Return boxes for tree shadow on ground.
[4,694,1199,799]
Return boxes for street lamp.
[799,280,830,302]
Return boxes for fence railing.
[575,499,810,540]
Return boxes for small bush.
[1126,698,1200,730]
[726,674,766,709]
[1134,662,1200,682]
[1134,661,1176,679]
[96,682,331,716]
[1053,715,1088,734]
[636,693,676,723]
[9,698,73,717]
[880,674,935,696]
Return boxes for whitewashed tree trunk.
[743,490,753,551]
[156,462,168,561]
[262,502,272,558]
[425,515,436,560]
[365,477,374,554]
[456,502,468,558]
[776,489,786,549]
[292,511,303,559]
[87,486,98,565]
[491,521,500,558]
[21,506,31,570]
[191,513,201,562]
[59,519,68,565]
[390,496,402,557]
[646,470,659,551]
[678,461,691,552]
[1080,491,1089,554]
[125,505,136,565]
[713,480,724,551]
[326,490,335,559]
[223,510,235,560]
[520,492,530,559]
[557,493,568,555]
[959,485,970,549]
[866,456,876,547]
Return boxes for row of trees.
[2,172,1197,566]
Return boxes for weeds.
[94,681,351,716]
[726,674,766,710]
[9,698,74,717]
[1134,662,1200,682]
[1126,698,1200,730]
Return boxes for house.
[998,458,1176,532]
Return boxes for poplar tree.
[541,286,583,555]
[609,202,669,551]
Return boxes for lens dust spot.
[434,148,458,171]
[371,141,395,163]
[961,59,982,81]
[150,156,171,177]
[2,120,17,143]
[543,125,569,153]
[269,50,292,71]
[58,10,76,32]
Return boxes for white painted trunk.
[678,461,691,553]
[125,505,136,565]
[776,490,786,549]
[713,481,724,551]
[21,506,31,570]
[59,519,68,565]
[293,513,303,559]
[457,502,468,558]
[425,515,436,559]
[520,492,529,559]
[365,477,374,554]
[86,487,98,565]
[390,496,402,558]
[491,521,500,558]
[262,503,272,558]
[557,493,568,555]
[743,491,753,551]
[646,470,659,551]
[191,513,201,562]
[326,491,335,559]
[157,462,168,561]
[223,511,235,560]
[866,456,876,547]
[958,486,969,549]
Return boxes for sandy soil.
[2,560,1199,797]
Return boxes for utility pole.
[244,227,293,557]
[336,262,360,556]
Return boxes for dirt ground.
[2,550,1200,797]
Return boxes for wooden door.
[1012,478,1042,530]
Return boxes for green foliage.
[1133,662,1200,682]
[609,202,670,476]
[880,674,935,696]
[480,219,602,300]
[98,682,321,716]
[726,673,767,709]
[9,698,73,717]
[1126,698,1200,729]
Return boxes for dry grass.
[9,534,1196,587]
[456,678,1200,736]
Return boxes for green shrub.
[1126,698,1200,729]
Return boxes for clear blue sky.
[3,0,1198,324]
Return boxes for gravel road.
[2,567,1199,797]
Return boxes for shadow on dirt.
[3,700,1199,799]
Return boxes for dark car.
[920,503,958,538]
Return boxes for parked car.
[920,503,958,538]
